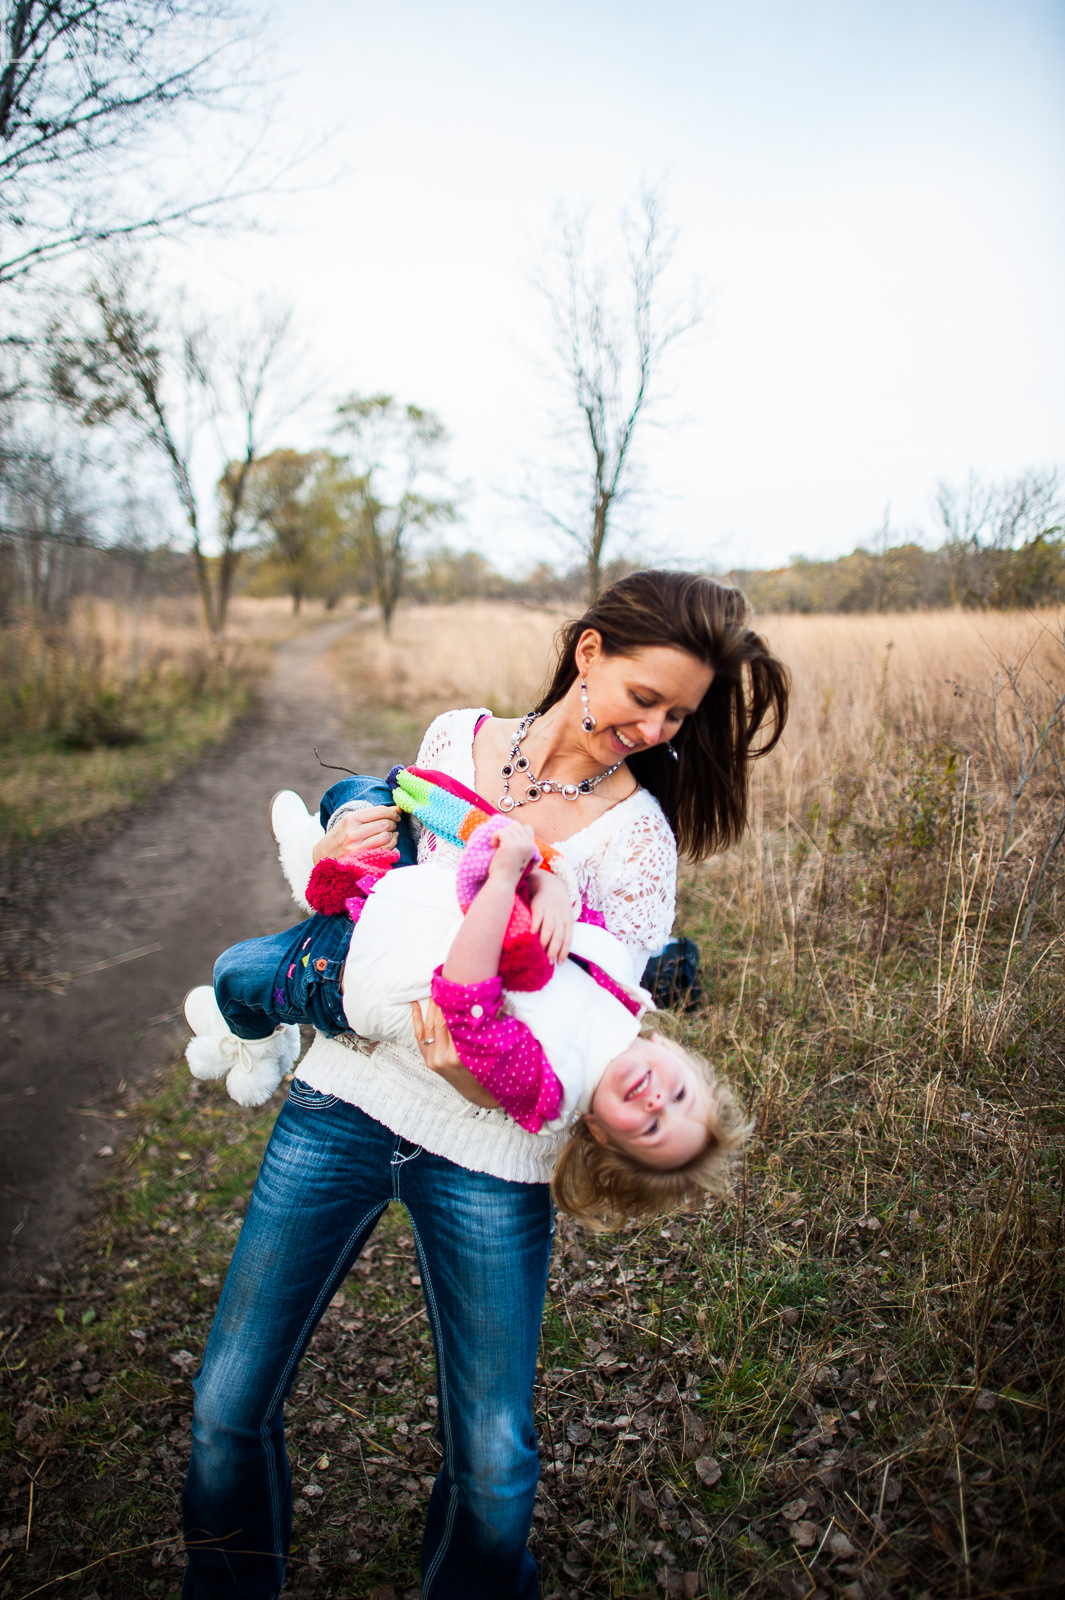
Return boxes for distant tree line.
[7,458,1064,625]
[730,469,1064,614]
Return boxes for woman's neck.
[473,700,635,842]
[520,694,607,783]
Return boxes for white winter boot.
[269,789,327,915]
[183,985,301,1108]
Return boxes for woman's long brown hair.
[535,570,790,860]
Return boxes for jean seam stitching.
[288,1081,338,1107]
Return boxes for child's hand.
[486,821,540,886]
[527,867,575,963]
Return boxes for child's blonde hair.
[550,1033,750,1231]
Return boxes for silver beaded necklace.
[498,711,624,810]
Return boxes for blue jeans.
[213,914,352,1038]
[213,774,419,1042]
[182,1086,552,1598]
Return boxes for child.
[184,772,749,1226]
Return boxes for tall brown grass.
[0,596,313,861]
[336,602,1062,761]
[331,600,565,720]
[0,594,338,743]
[332,600,1065,1596]
[757,608,1065,802]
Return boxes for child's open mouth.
[625,1070,651,1101]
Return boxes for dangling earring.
[667,741,678,761]
[579,678,596,733]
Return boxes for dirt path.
[0,617,404,1292]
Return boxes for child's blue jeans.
[213,774,418,1041]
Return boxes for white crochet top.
[295,708,678,1183]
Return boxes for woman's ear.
[574,628,602,676]
[581,1111,610,1147]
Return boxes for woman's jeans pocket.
[287,1079,338,1110]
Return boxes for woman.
[181,570,789,1599]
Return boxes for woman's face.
[576,635,714,762]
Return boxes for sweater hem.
[295,1031,565,1186]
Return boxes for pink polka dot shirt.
[429,969,563,1132]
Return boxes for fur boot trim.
[306,847,400,915]
[186,1035,233,1081]
[219,1024,301,1107]
[186,1026,300,1100]
[225,1023,301,1107]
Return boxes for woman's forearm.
[442,875,517,985]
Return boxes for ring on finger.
[423,1035,436,1045]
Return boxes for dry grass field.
[1,598,1061,1599]
[325,601,1065,1599]
[0,596,335,849]
[329,599,569,721]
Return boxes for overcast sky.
[178,0,1065,574]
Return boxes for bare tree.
[0,427,95,614]
[0,0,266,287]
[333,393,456,634]
[529,187,699,600]
[935,468,1063,608]
[210,308,298,626]
[50,263,296,632]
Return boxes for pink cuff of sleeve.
[429,969,504,1016]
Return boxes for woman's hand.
[312,804,402,865]
[526,867,574,964]
[410,1001,501,1109]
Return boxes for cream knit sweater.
[294,708,677,1184]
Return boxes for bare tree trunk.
[533,189,699,590]
[0,3,33,140]
[588,492,610,599]
[215,453,255,636]
[381,537,401,634]
[188,524,217,635]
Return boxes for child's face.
[584,1036,709,1169]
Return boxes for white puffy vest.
[340,861,650,1127]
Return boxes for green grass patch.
[0,689,256,852]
